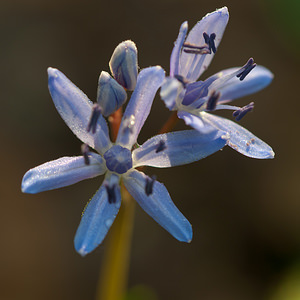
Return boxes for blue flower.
[160,7,275,159]
[21,64,228,255]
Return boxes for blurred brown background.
[1,0,299,299]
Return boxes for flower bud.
[109,40,138,91]
[97,71,127,117]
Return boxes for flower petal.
[116,66,165,149]
[160,77,185,111]
[170,21,188,77]
[21,154,106,194]
[48,68,112,154]
[179,7,229,82]
[123,169,192,242]
[74,174,121,256]
[201,112,275,159]
[132,129,227,168]
[177,110,216,133]
[209,65,274,103]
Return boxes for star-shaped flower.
[22,63,228,255]
[160,7,274,159]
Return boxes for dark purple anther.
[104,182,117,204]
[174,75,189,88]
[155,140,167,153]
[206,91,220,111]
[81,143,90,165]
[87,103,102,134]
[145,175,157,196]
[233,102,254,121]
[203,32,216,54]
[236,58,256,81]
[183,43,211,55]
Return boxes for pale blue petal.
[74,174,121,256]
[179,7,229,82]
[210,66,274,103]
[132,129,227,168]
[170,21,188,77]
[48,68,112,154]
[116,66,165,148]
[97,71,127,117]
[21,154,106,194]
[201,112,275,159]
[160,77,184,111]
[177,110,216,133]
[123,169,192,242]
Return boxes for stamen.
[174,75,189,88]
[183,43,211,55]
[236,58,256,81]
[104,182,117,204]
[87,103,102,134]
[232,102,254,121]
[81,143,90,165]
[203,32,216,54]
[145,175,157,196]
[206,91,220,111]
[155,140,167,153]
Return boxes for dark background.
[1,0,299,299]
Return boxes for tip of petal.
[152,65,165,73]
[262,66,274,83]
[176,221,193,243]
[74,239,92,257]
[216,6,229,16]
[77,247,88,257]
[21,184,29,194]
[122,40,137,50]
[21,172,37,194]
[140,65,165,81]
[47,67,59,78]
[182,227,193,243]
[180,21,188,31]
[203,7,229,21]
[267,149,275,159]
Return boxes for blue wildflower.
[160,7,275,159]
[21,64,228,256]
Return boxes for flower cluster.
[21,7,274,256]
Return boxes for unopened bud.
[97,71,127,117]
[109,40,138,91]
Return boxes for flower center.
[104,145,133,174]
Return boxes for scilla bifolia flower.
[22,48,228,255]
[160,7,274,159]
